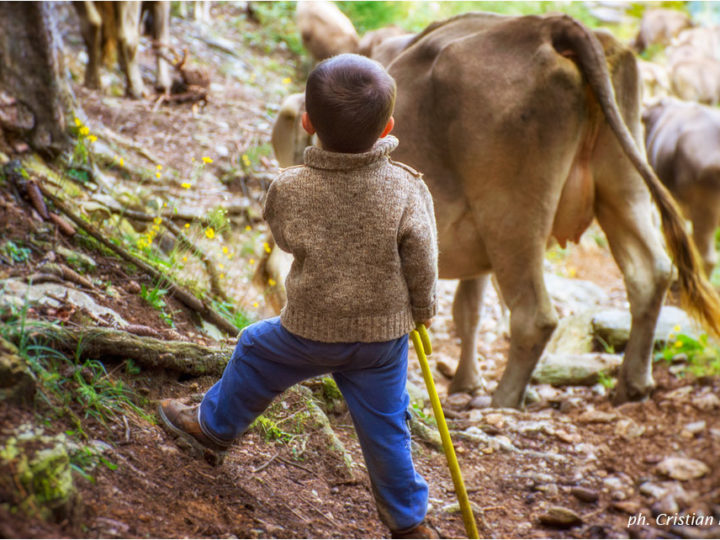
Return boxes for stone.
[639,482,668,500]
[445,392,472,410]
[657,457,710,481]
[57,246,97,272]
[532,353,622,386]
[692,392,720,412]
[441,501,483,515]
[651,494,679,517]
[571,486,599,503]
[592,306,702,351]
[538,506,583,528]
[434,353,457,378]
[615,417,646,441]
[681,421,707,438]
[0,279,128,327]
[612,500,641,514]
[543,273,609,315]
[544,310,598,355]
[0,338,35,406]
[468,395,492,409]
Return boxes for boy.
[159,54,439,539]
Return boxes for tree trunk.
[0,2,73,156]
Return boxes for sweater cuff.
[412,301,437,323]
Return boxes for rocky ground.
[1,4,719,539]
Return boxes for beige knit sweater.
[263,135,438,343]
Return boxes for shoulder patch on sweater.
[388,159,423,179]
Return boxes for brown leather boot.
[391,522,440,539]
[158,399,231,463]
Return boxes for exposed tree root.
[5,322,230,376]
[36,183,239,336]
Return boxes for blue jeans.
[199,317,428,532]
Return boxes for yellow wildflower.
[205,227,215,239]
[673,324,682,333]
[88,135,97,143]
[156,172,162,179]
[153,216,162,225]
[202,156,213,164]
[253,302,259,308]
[282,77,291,85]
[74,117,82,127]
[184,223,190,229]
[219,274,225,279]
[674,340,683,349]
[222,246,229,254]
[79,126,90,136]
[181,182,192,189]
[263,242,271,253]
[242,154,251,167]
[245,225,252,232]
[119,157,124,167]
[191,157,195,162]
[182,256,188,262]
[157,164,163,170]
[249,258,255,265]
[218,263,224,270]
[268,278,276,287]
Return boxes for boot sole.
[157,404,229,461]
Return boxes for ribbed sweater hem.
[280,305,416,343]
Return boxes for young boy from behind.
[159,53,439,539]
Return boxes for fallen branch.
[36,184,238,336]
[5,321,230,376]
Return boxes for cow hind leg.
[448,276,488,395]
[595,176,673,405]
[687,186,720,278]
[116,2,144,98]
[491,265,558,409]
[73,1,103,89]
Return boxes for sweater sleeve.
[262,178,291,253]
[398,179,438,322]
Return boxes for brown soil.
[1,4,719,539]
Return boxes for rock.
[571,486,599,503]
[444,392,472,410]
[652,494,679,516]
[612,500,641,514]
[0,338,35,406]
[435,354,457,378]
[57,246,97,272]
[441,501,483,515]
[691,392,720,412]
[468,395,492,409]
[0,279,128,327]
[532,353,622,386]
[544,273,609,315]
[577,409,619,425]
[0,427,75,520]
[640,482,668,500]
[592,306,702,351]
[657,457,710,481]
[615,417,646,440]
[538,506,583,528]
[681,421,707,439]
[126,280,142,294]
[544,310,598,355]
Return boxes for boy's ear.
[380,116,395,138]
[301,112,316,135]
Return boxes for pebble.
[571,486,599,503]
[126,280,141,294]
[692,392,720,411]
[444,392,472,410]
[538,506,583,528]
[612,500,640,514]
[614,417,645,440]
[681,420,707,438]
[435,355,457,378]
[651,494,679,517]
[577,409,618,423]
[468,395,492,409]
[657,457,710,481]
[639,482,667,500]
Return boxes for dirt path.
[1,4,719,539]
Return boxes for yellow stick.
[410,324,479,539]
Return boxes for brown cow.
[357,25,409,58]
[633,8,693,53]
[295,1,359,62]
[270,13,720,409]
[73,1,171,98]
[643,98,720,276]
[670,57,720,105]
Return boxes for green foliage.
[140,284,174,327]
[596,369,616,390]
[212,300,253,331]
[626,1,689,20]
[69,442,118,483]
[3,240,32,264]
[250,415,296,443]
[242,2,304,57]
[655,333,720,378]
[207,206,230,234]
[321,376,342,401]
[66,168,90,185]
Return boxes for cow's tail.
[549,15,720,339]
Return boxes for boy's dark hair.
[305,54,397,153]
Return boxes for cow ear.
[380,116,394,138]
[301,112,316,135]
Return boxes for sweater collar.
[303,135,398,171]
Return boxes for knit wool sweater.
[263,135,438,343]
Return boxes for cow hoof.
[612,380,654,406]
[448,375,486,396]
